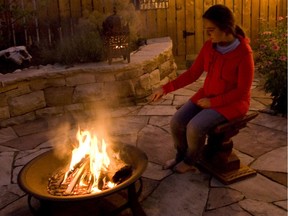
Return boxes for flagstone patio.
[0,70,287,216]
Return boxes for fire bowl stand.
[26,178,146,216]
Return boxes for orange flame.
[63,128,116,193]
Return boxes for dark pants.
[170,100,227,165]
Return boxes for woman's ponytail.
[235,25,245,38]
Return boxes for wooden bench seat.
[198,112,259,184]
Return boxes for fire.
[47,128,133,196]
[71,129,111,175]
[62,128,116,194]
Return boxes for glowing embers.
[47,129,132,196]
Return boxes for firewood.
[112,165,132,183]
[87,174,94,193]
[64,158,89,195]
[47,152,133,196]
[97,171,106,190]
[107,154,132,181]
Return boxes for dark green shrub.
[40,10,105,65]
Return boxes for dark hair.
[202,4,245,37]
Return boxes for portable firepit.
[18,142,148,216]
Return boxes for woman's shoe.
[162,159,178,170]
[173,161,198,173]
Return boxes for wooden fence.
[0,0,287,62]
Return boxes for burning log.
[47,128,134,196]
[64,158,89,195]
[97,171,106,191]
[86,173,95,193]
[107,151,133,184]
[112,165,133,184]
[47,154,133,196]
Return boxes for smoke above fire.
[50,102,114,160]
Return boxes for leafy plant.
[40,10,106,65]
[39,1,142,65]
[0,0,34,49]
[40,31,104,65]
[254,16,287,115]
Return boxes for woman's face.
[204,19,227,43]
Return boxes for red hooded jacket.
[162,36,254,121]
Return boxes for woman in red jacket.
[151,4,254,173]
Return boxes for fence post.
[32,0,40,45]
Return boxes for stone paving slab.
[138,125,176,165]
[233,124,287,158]
[206,187,244,210]
[203,203,253,216]
[0,196,31,216]
[258,170,287,186]
[250,98,268,111]
[142,162,172,181]
[141,172,210,216]
[149,116,172,128]
[1,131,50,151]
[229,174,287,202]
[173,95,191,106]
[239,199,287,216]
[251,146,287,172]
[0,127,18,144]
[251,113,287,132]
[137,105,177,116]
[12,119,49,136]
[0,152,14,186]
[172,88,196,96]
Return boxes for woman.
[151,4,254,173]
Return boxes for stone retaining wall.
[0,37,177,128]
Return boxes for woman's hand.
[197,98,211,108]
[151,87,164,102]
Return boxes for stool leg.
[204,133,232,159]
[202,132,240,171]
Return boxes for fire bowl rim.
[18,143,148,201]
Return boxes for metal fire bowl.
[18,143,148,201]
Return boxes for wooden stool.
[197,112,259,184]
